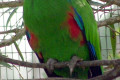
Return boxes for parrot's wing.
[70,0,102,77]
[70,0,101,61]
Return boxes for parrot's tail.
[88,66,102,78]
[87,42,102,78]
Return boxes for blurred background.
[0,0,120,80]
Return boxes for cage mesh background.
[0,0,120,80]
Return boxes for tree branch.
[0,0,23,8]
[100,0,120,6]
[98,16,120,27]
[89,65,120,80]
[40,66,120,80]
[0,28,25,48]
[1,53,120,79]
[0,28,21,34]
[0,52,120,69]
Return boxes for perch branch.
[98,16,120,27]
[89,65,120,80]
[0,28,21,34]
[0,0,23,8]
[100,0,120,6]
[40,66,120,80]
[0,53,120,69]
[1,54,120,80]
[0,28,25,48]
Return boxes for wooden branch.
[40,66,120,80]
[89,66,120,80]
[0,28,25,48]
[0,0,23,8]
[98,16,120,27]
[0,28,21,34]
[1,52,120,69]
[100,0,120,6]
[1,53,120,80]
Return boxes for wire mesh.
[0,0,120,80]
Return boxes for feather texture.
[23,0,102,79]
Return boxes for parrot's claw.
[46,58,57,75]
[68,56,83,76]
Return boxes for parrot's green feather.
[70,0,101,59]
[24,0,102,79]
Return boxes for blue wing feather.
[74,8,97,60]
[26,31,31,41]
[73,8,102,78]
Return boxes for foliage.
[110,13,116,58]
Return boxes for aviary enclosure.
[0,0,120,80]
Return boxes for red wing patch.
[25,27,40,50]
[66,7,86,45]
[67,12,80,39]
[38,52,44,63]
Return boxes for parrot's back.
[23,0,102,79]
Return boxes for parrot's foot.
[68,56,83,76]
[46,58,57,75]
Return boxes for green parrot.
[23,0,102,79]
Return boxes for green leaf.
[6,7,18,29]
[14,42,24,61]
[110,13,116,58]
[0,7,15,17]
